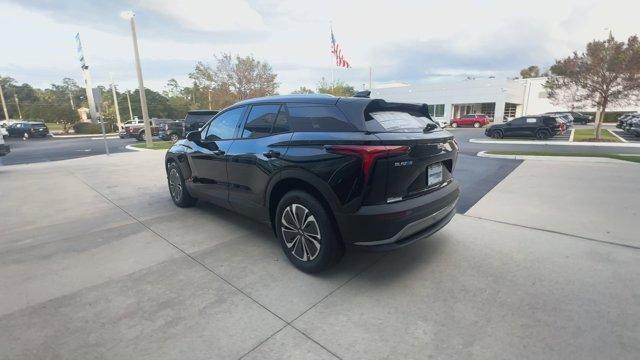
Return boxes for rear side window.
[185,114,215,129]
[272,106,291,134]
[365,111,431,133]
[242,105,280,138]
[288,105,356,132]
[510,118,526,125]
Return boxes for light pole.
[126,91,133,120]
[14,94,22,119]
[110,74,123,130]
[0,82,9,121]
[121,11,152,147]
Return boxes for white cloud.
[134,0,266,32]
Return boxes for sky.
[1,0,639,94]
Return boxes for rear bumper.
[335,180,459,250]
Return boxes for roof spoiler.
[363,99,433,121]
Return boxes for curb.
[476,151,631,164]
[469,138,640,147]
[607,129,628,143]
[51,133,119,139]
[125,144,152,152]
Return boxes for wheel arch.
[266,171,342,243]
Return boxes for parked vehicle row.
[118,119,160,141]
[165,95,459,272]
[158,110,220,142]
[485,115,566,139]
[617,113,640,137]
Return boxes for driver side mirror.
[506,122,512,126]
[186,130,201,143]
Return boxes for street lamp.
[121,10,152,147]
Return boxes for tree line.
[0,53,281,124]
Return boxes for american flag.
[330,27,351,68]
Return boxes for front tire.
[451,122,458,128]
[491,130,503,139]
[167,162,197,207]
[473,122,480,128]
[137,131,145,141]
[276,190,343,273]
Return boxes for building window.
[480,103,496,118]
[427,104,445,117]
[504,103,518,119]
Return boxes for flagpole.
[330,22,334,91]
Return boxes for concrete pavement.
[0,151,638,359]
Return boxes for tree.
[189,54,278,108]
[545,34,640,139]
[291,86,315,94]
[317,79,355,96]
[520,65,540,79]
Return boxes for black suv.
[165,95,459,272]
[183,110,219,134]
[159,120,184,142]
[485,115,565,140]
[7,122,50,138]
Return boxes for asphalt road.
[0,136,138,166]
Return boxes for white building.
[370,77,637,122]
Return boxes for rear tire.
[275,190,343,273]
[536,129,550,140]
[137,131,145,141]
[491,130,503,139]
[451,122,458,128]
[170,133,180,143]
[473,122,480,128]
[167,162,197,207]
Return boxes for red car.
[451,114,491,128]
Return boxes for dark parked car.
[545,111,591,125]
[616,113,638,129]
[485,115,565,139]
[165,95,459,272]
[183,110,219,134]
[159,120,184,142]
[625,117,640,136]
[7,122,50,138]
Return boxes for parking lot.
[1,150,638,359]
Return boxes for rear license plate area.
[427,162,443,186]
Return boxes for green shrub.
[72,122,103,134]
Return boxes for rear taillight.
[325,145,410,184]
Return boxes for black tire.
[491,130,503,139]
[275,190,343,273]
[170,133,180,142]
[536,129,550,140]
[167,162,197,207]
[137,131,145,141]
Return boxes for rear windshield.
[185,114,215,124]
[365,111,432,133]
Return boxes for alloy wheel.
[281,203,321,261]
[170,134,179,142]
[168,168,182,201]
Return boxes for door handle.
[213,150,225,156]
[263,150,281,158]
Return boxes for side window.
[204,107,245,141]
[242,105,280,138]
[288,105,356,132]
[510,117,525,125]
[272,106,291,134]
[435,104,445,117]
[427,105,435,117]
